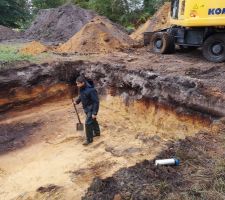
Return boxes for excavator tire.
[150,32,175,54]
[167,33,175,53]
[203,34,225,63]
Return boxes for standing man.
[75,76,100,145]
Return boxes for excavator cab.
[170,0,225,27]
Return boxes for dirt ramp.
[0,25,21,41]
[57,16,134,54]
[131,2,171,41]
[25,4,96,44]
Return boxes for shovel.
[72,98,84,131]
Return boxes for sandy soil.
[0,95,210,200]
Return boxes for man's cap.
[76,76,85,83]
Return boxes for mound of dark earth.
[0,25,21,41]
[24,4,96,44]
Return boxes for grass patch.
[0,44,36,63]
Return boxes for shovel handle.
[69,84,82,124]
[72,99,82,124]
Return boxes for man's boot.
[93,119,100,137]
[83,124,93,145]
[83,140,92,146]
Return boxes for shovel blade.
[76,123,84,131]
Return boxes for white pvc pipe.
[155,158,180,166]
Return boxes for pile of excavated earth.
[1,3,171,55]
[19,41,49,55]
[0,25,21,41]
[24,4,96,44]
[57,16,134,54]
[20,4,136,55]
[131,2,171,41]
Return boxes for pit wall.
[0,60,225,119]
[101,95,211,140]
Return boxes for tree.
[0,0,30,28]
[70,0,90,8]
[144,0,170,14]
[32,0,66,11]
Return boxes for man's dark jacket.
[76,84,99,115]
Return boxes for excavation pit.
[0,90,213,200]
[0,60,223,200]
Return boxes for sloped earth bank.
[0,52,225,199]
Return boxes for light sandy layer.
[0,96,209,200]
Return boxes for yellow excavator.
[144,0,225,62]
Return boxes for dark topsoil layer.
[0,121,43,155]
[82,126,225,200]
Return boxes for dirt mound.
[57,16,134,54]
[131,2,171,41]
[25,4,96,44]
[20,41,48,55]
[0,25,21,41]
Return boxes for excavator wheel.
[150,32,175,54]
[203,34,225,63]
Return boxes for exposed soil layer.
[131,2,171,41]
[1,51,225,117]
[83,128,225,200]
[24,4,96,44]
[0,25,21,41]
[57,16,134,54]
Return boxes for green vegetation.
[32,0,66,12]
[0,0,30,28]
[0,44,35,63]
